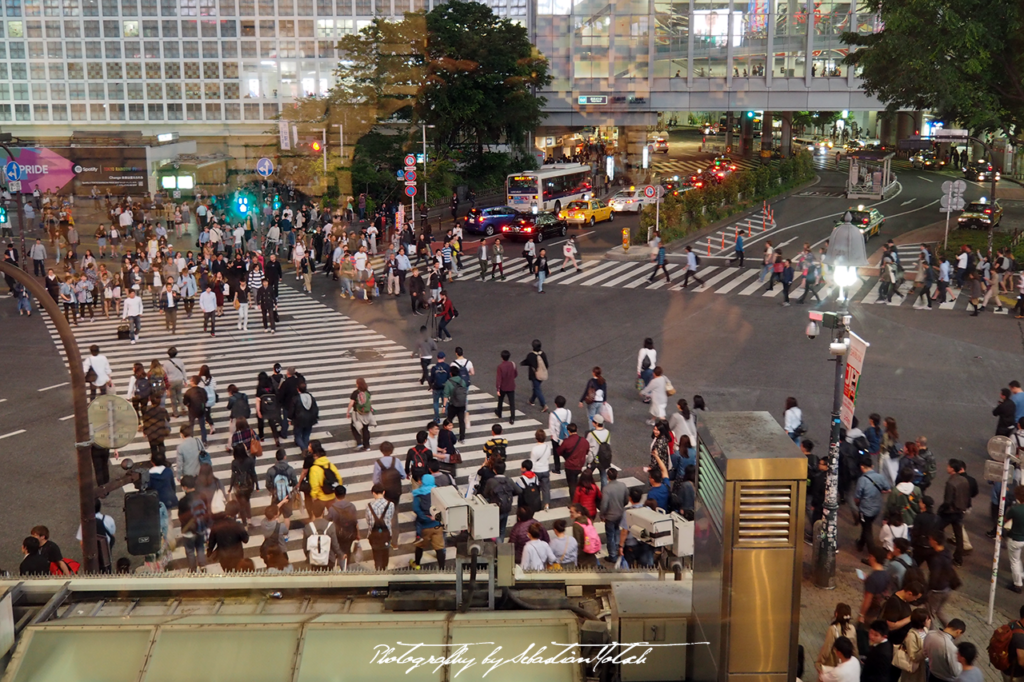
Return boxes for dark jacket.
[808,468,827,509]
[207,517,249,568]
[520,350,550,382]
[558,434,589,472]
[496,360,517,392]
[943,473,970,515]
[289,392,319,428]
[277,373,304,410]
[255,285,275,309]
[264,259,282,284]
[509,520,550,564]
[148,466,178,510]
[995,398,1017,436]
[861,639,898,682]
[183,386,207,419]
[142,403,170,442]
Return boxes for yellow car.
[558,199,614,226]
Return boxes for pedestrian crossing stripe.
[41,285,645,572]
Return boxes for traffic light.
[236,195,249,215]
[272,194,282,211]
[311,140,322,153]
[0,206,6,224]
[746,111,754,118]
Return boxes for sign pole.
[989,452,1014,624]
[944,182,951,251]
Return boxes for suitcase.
[117,321,131,340]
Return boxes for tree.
[842,0,1024,139]
[791,111,840,136]
[419,0,551,160]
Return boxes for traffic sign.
[7,181,20,193]
[405,185,417,197]
[940,195,966,211]
[256,158,274,178]
[941,179,967,196]
[396,169,405,180]
[404,170,417,182]
[404,154,416,167]
[4,161,22,182]
[933,128,968,139]
[643,185,656,199]
[404,181,417,187]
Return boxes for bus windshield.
[508,176,538,193]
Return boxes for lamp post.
[421,124,435,213]
[813,212,869,589]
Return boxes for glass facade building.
[0,0,879,131]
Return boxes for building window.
[121,17,136,32]
[222,40,236,56]
[159,0,174,13]
[33,103,48,119]
[147,102,162,118]
[218,0,234,14]
[219,17,235,34]
[106,62,122,78]
[224,101,239,119]
[240,40,255,56]
[140,0,155,13]
[141,17,156,33]
[11,83,28,99]
[126,81,142,98]
[9,42,26,59]
[107,102,123,119]
[183,61,199,77]
[182,39,198,56]
[50,83,65,98]
[124,39,139,56]
[0,65,7,80]
[125,62,141,77]
[167,102,182,119]
[262,102,277,118]
[181,17,196,34]
[184,81,200,98]
[297,0,311,13]
[243,102,259,119]
[25,0,39,14]
[64,18,81,33]
[44,18,59,34]
[164,61,180,77]
[223,61,238,77]
[30,63,45,79]
[87,61,102,78]
[202,61,218,78]
[120,0,135,13]
[82,18,98,33]
[256,0,270,12]
[48,63,63,78]
[257,17,271,34]
[259,40,273,57]
[67,62,84,78]
[16,103,31,120]
[11,63,27,79]
[279,18,293,34]
[200,17,214,34]
[31,82,46,98]
[223,81,238,98]
[186,102,201,119]
[67,82,84,97]
[89,102,105,118]
[315,0,328,14]
[145,61,160,77]
[165,82,181,98]
[65,40,82,56]
[238,0,252,13]
[278,41,293,57]
[205,102,220,119]
[198,0,213,13]
[146,82,161,98]
[204,82,219,98]
[50,103,66,119]
[88,82,103,98]
[240,18,254,34]
[28,41,44,57]
[160,17,174,33]
[107,81,123,97]
[81,0,97,13]
[85,40,101,56]
[102,17,117,34]
[128,101,143,119]
[202,40,217,56]
[144,39,159,56]
[100,0,114,13]
[179,0,195,13]
[6,0,23,15]
[103,39,118,56]
[315,18,330,35]
[47,40,62,57]
[163,40,178,56]
[0,84,9,99]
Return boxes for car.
[957,199,1003,229]
[911,151,946,170]
[558,199,614,226]
[463,206,519,236]
[653,137,669,153]
[963,160,1001,183]
[660,178,695,197]
[836,206,884,240]
[843,140,864,153]
[682,170,719,188]
[502,211,568,241]
[609,189,654,213]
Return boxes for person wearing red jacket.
[557,423,589,500]
[572,470,602,518]
[435,290,455,342]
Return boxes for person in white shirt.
[198,285,218,337]
[548,519,578,566]
[820,636,860,682]
[354,246,368,272]
[669,399,697,454]
[118,210,133,229]
[784,396,802,443]
[121,289,144,344]
[681,245,705,288]
[548,396,572,474]
[586,417,612,487]
[529,429,552,510]
[366,223,379,255]
[451,347,475,426]
[519,523,557,571]
[637,338,657,392]
[83,344,113,400]
[561,236,579,272]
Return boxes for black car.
[501,211,568,242]
[963,161,1000,183]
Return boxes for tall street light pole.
[421,124,434,214]
[813,212,869,589]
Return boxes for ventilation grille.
[735,483,794,545]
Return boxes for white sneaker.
[130,339,136,344]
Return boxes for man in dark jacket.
[276,366,304,439]
[808,456,828,528]
[264,253,283,298]
[206,502,250,572]
[288,382,319,453]
[941,459,970,565]
[408,267,426,314]
[995,388,1017,436]
[910,495,941,565]
[183,376,209,443]
[520,339,550,412]
[556,424,589,500]
[861,621,898,682]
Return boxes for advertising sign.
[0,146,147,195]
[840,331,870,429]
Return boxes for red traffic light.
[311,141,322,152]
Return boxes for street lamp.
[421,124,435,212]
[813,212,869,589]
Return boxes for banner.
[840,331,870,430]
[0,146,146,195]
[279,121,291,151]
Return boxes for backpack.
[576,520,602,554]
[367,502,392,549]
[306,521,333,567]
[232,460,254,494]
[316,463,339,494]
[260,393,281,422]
[694,254,701,266]
[966,473,979,500]
[554,412,569,441]
[519,477,542,513]
[640,354,652,372]
[990,620,1024,671]
[430,364,450,390]
[355,390,372,414]
[135,376,152,399]
[197,444,212,467]
[894,554,926,591]
[534,352,549,381]
[490,477,515,515]
[378,458,402,500]
[259,520,284,562]
[485,439,508,462]
[450,381,468,408]
[273,473,292,502]
[453,358,471,386]
[592,431,612,470]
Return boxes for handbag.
[233,295,241,310]
[210,487,227,515]
[635,376,645,391]
[249,438,263,456]
[666,379,676,396]
[599,402,615,424]
[447,449,463,465]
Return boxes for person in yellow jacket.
[305,440,342,516]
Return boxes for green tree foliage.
[842,0,1024,137]
[419,0,552,159]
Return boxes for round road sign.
[88,394,139,450]
[404,154,417,167]
[643,185,656,199]
[4,161,22,182]
[405,185,417,197]
[256,158,274,178]
[405,170,417,182]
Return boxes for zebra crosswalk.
[651,155,766,180]
[41,285,643,572]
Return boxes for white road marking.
[0,430,26,440]
[901,198,916,206]
[60,414,75,421]
[918,176,934,183]
[38,382,69,392]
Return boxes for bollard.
[735,228,739,241]
[721,233,725,249]
[707,239,711,256]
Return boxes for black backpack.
[316,463,339,494]
[490,476,515,515]
[232,460,254,493]
[260,393,281,422]
[450,382,468,408]
[592,433,612,470]
[135,376,152,399]
[95,517,113,572]
[519,477,541,514]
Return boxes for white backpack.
[306,521,332,567]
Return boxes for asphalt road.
[1,163,1021,600]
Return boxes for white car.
[609,189,653,213]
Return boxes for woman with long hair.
[783,396,802,443]
[815,603,858,673]
[571,470,602,518]
[347,377,375,451]
[148,359,167,408]
[649,421,670,480]
[640,366,670,425]
[199,364,217,436]
[882,416,903,484]
[228,443,258,526]
[579,367,608,431]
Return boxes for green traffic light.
[747,111,754,118]
[0,207,7,224]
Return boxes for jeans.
[782,281,791,303]
[537,271,546,292]
[941,511,965,563]
[498,512,509,540]
[340,277,353,296]
[624,542,655,567]
[598,467,609,488]
[432,389,444,423]
[294,425,313,452]
[437,317,452,340]
[857,513,877,552]
[605,518,622,561]
[536,470,551,508]
[1009,538,1024,587]
[496,390,515,422]
[585,402,603,432]
[640,368,654,387]
[650,262,670,281]
[759,263,771,282]
[33,259,45,277]
[88,382,108,401]
[529,378,546,409]
[127,314,141,340]
[419,358,431,384]
[189,412,208,443]
[180,533,207,572]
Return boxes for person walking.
[199,284,217,337]
[759,241,775,282]
[29,239,46,277]
[347,378,376,451]
[561,236,580,272]
[83,344,113,401]
[521,340,550,413]
[780,259,794,306]
[940,458,970,566]
[495,349,517,425]
[121,288,143,344]
[579,367,608,430]
[366,484,394,570]
[814,604,859,675]
[234,280,250,331]
[491,239,505,280]
[158,282,179,334]
[640,367,670,425]
[289,382,319,453]
[256,279,276,333]
[729,233,744,267]
[797,257,822,304]
[534,248,550,293]
[411,474,446,569]
[681,245,705,288]
[648,241,670,283]
[442,366,468,443]
[855,456,891,553]
[435,290,455,342]
[523,238,536,274]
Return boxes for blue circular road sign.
[405,185,418,197]
[4,161,22,182]
[256,158,274,178]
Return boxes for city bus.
[506,163,593,213]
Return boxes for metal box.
[431,486,469,534]
[670,513,694,557]
[467,495,500,540]
[611,581,691,682]
[625,506,674,547]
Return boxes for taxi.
[958,198,1003,229]
[835,205,884,240]
[558,199,614,226]
[609,188,656,213]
